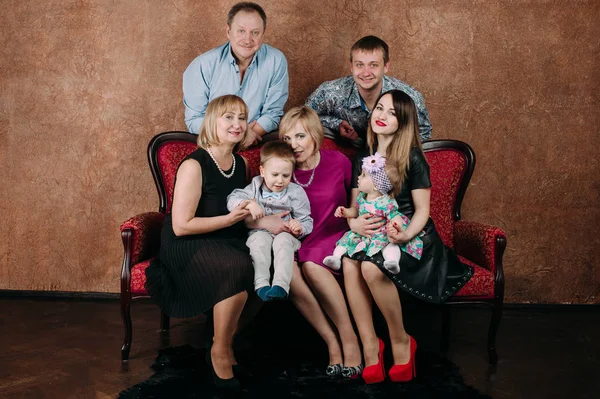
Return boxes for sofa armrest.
[454,220,507,274]
[120,212,165,265]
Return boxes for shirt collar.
[348,75,391,112]
[262,185,284,199]
[347,83,363,110]
[226,42,261,68]
[380,75,392,92]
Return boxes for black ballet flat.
[205,349,241,391]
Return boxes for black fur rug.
[118,344,491,399]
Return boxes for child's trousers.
[246,231,300,293]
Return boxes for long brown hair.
[366,90,423,186]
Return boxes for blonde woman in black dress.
[145,95,254,390]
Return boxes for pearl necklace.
[206,147,236,178]
[293,152,319,188]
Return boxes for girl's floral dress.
[336,192,424,259]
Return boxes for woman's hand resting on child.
[246,200,265,220]
[348,214,385,238]
[246,211,292,235]
[228,200,252,225]
[387,221,412,244]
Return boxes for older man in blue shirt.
[183,2,288,145]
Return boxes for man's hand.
[244,121,264,147]
[348,213,384,237]
[245,201,264,220]
[334,206,348,218]
[339,120,359,141]
[228,200,251,225]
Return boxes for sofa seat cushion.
[451,256,495,299]
[131,256,494,298]
[130,259,152,295]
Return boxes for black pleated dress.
[349,147,473,304]
[145,148,253,318]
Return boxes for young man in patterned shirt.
[305,35,432,148]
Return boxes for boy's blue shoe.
[266,285,288,300]
[256,286,271,302]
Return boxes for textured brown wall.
[0,1,598,303]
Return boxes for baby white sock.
[323,256,342,271]
[383,260,400,275]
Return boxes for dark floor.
[0,298,598,399]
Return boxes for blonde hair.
[278,106,324,152]
[260,141,296,166]
[197,95,248,152]
[366,90,423,186]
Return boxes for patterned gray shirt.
[226,176,313,239]
[305,75,432,147]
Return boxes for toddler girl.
[323,152,423,274]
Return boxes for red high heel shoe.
[362,338,386,384]
[388,335,417,382]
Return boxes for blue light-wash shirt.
[183,42,289,134]
[305,75,432,146]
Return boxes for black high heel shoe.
[232,363,253,382]
[205,349,241,391]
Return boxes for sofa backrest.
[149,132,196,213]
[423,141,474,248]
[150,132,474,249]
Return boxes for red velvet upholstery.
[120,212,164,265]
[130,260,153,295]
[242,146,262,177]
[454,220,505,275]
[454,257,494,298]
[120,132,506,364]
[321,139,357,161]
[156,141,197,213]
[425,149,466,248]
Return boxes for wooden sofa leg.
[121,302,132,362]
[160,312,170,331]
[440,305,451,354]
[159,312,171,349]
[487,299,503,365]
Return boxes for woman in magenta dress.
[250,106,363,379]
[292,139,350,271]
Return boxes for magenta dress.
[296,150,352,272]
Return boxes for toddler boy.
[227,141,313,300]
